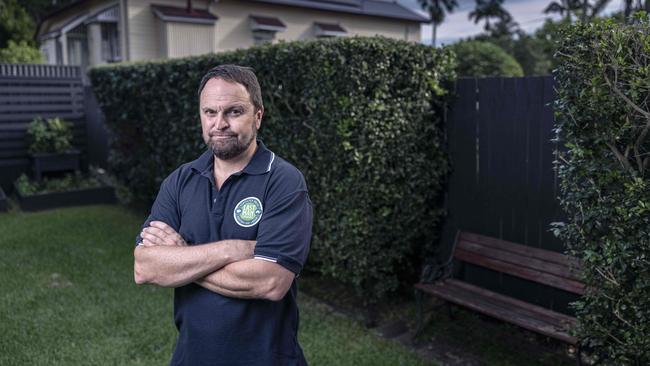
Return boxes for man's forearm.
[134,240,249,287]
[195,259,294,301]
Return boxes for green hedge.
[90,37,455,302]
[553,16,650,364]
[446,40,523,77]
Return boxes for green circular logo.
[234,197,263,227]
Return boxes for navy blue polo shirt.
[136,141,312,366]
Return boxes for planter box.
[14,181,116,212]
[0,187,7,212]
[30,150,81,180]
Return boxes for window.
[249,15,286,45]
[252,30,276,45]
[101,23,120,63]
[67,24,88,67]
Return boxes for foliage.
[89,37,456,303]
[471,18,570,76]
[15,172,102,196]
[26,117,74,154]
[0,39,43,64]
[0,0,35,48]
[553,14,650,364]
[447,40,523,77]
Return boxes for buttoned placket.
[202,167,245,240]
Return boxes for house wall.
[126,0,421,61]
[39,0,422,63]
[127,0,212,60]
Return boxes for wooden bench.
[415,231,585,364]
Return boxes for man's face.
[199,78,262,160]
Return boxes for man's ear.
[255,107,264,129]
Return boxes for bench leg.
[575,344,582,366]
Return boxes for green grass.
[0,205,431,366]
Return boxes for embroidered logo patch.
[234,197,263,227]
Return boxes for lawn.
[0,205,432,366]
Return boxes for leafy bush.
[0,40,43,64]
[447,40,523,77]
[553,15,650,365]
[15,172,102,196]
[89,37,455,302]
[27,117,74,154]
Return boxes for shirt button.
[213,198,217,203]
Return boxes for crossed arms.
[133,221,295,301]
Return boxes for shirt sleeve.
[254,189,313,275]
[135,175,181,246]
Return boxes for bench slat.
[415,280,577,344]
[455,248,585,295]
[456,240,582,282]
[460,232,582,271]
[445,279,576,326]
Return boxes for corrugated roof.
[249,0,429,22]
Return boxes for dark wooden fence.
[0,63,108,190]
[440,76,576,314]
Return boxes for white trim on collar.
[266,152,275,172]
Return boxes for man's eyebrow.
[202,103,247,111]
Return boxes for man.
[133,64,313,366]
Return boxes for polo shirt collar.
[190,140,275,177]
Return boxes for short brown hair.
[197,64,263,111]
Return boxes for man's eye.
[205,110,216,116]
[228,109,243,116]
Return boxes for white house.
[36,0,428,68]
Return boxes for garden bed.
[30,150,81,180]
[14,172,116,212]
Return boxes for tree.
[0,0,36,48]
[447,40,524,77]
[469,0,518,36]
[418,0,459,46]
[0,40,43,63]
[544,0,611,22]
[624,0,650,19]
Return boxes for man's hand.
[140,221,187,247]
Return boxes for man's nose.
[214,113,229,130]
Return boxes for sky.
[398,0,626,46]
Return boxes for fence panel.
[442,76,574,314]
[0,63,86,189]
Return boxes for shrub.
[26,117,74,154]
[89,37,455,302]
[15,172,102,196]
[553,15,650,364]
[0,40,43,64]
[447,40,523,77]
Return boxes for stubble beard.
[207,129,256,160]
